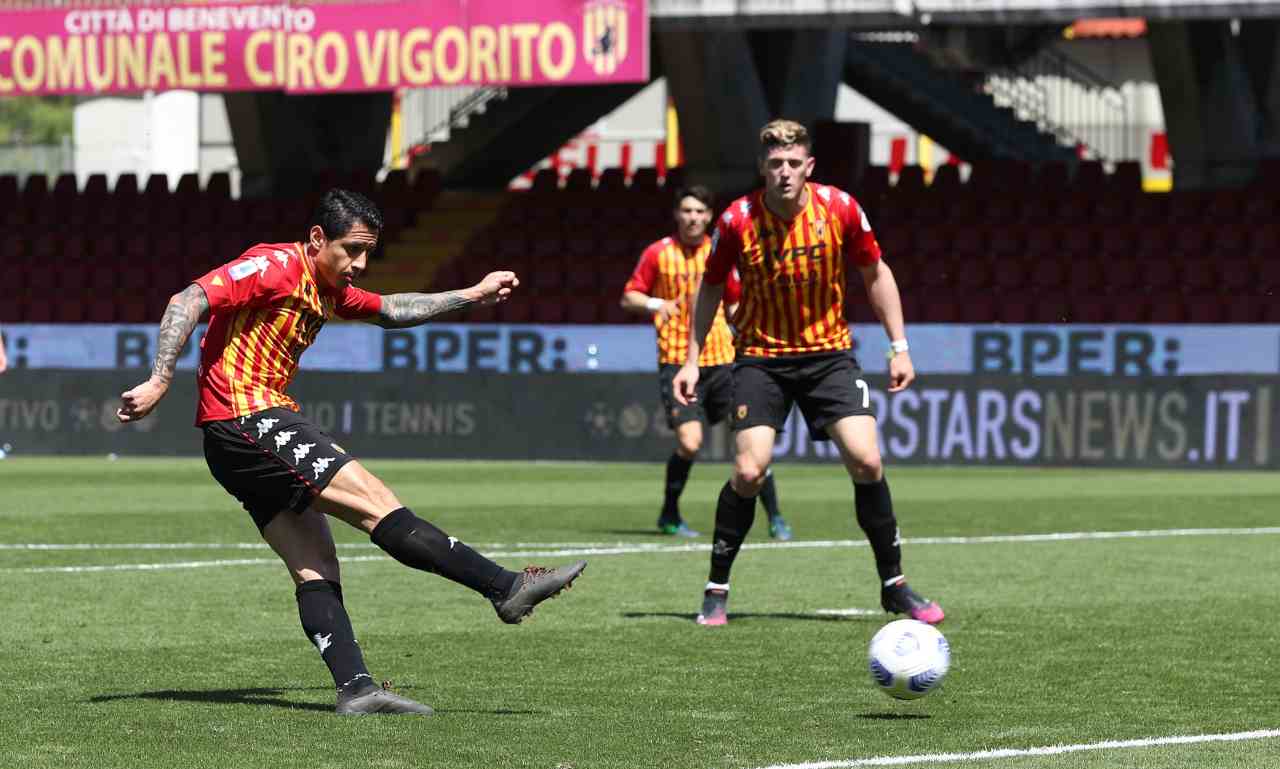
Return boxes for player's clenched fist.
[671,362,700,406]
[472,271,519,305]
[117,377,168,422]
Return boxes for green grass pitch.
[2,458,1279,769]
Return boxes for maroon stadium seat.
[992,259,1029,291]
[25,299,54,323]
[563,168,593,193]
[1141,261,1178,293]
[1106,293,1151,323]
[1185,296,1226,323]
[931,164,961,193]
[1110,161,1142,193]
[895,165,926,195]
[1031,294,1070,323]
[955,258,993,290]
[1073,160,1105,190]
[466,304,498,323]
[566,300,601,324]
[996,295,1035,324]
[597,168,627,193]
[1036,161,1070,190]
[1029,259,1067,291]
[1107,259,1141,292]
[1224,295,1264,323]
[531,300,567,324]
[498,297,533,323]
[956,295,996,323]
[1148,294,1186,323]
[631,167,660,194]
[601,299,633,324]
[1070,296,1109,324]
[53,299,85,323]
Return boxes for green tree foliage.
[0,96,75,144]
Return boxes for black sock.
[296,580,376,696]
[709,481,757,584]
[371,508,518,600]
[661,453,694,522]
[759,470,782,521]
[854,478,902,582]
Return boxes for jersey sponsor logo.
[312,456,335,479]
[292,442,316,463]
[229,255,270,281]
[255,417,279,438]
[273,430,297,450]
[311,632,332,655]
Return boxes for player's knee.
[844,451,883,483]
[733,458,768,493]
[677,433,702,458]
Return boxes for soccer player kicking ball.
[674,121,943,627]
[117,189,586,715]
[622,186,792,540]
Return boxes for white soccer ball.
[867,619,950,700]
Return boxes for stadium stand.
[4,161,1277,324]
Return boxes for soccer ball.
[867,619,950,700]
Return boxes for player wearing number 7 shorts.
[672,120,944,627]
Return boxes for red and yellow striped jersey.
[704,183,881,358]
[193,242,382,424]
[624,234,741,366]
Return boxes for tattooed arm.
[370,270,519,328]
[117,283,210,423]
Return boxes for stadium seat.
[631,167,660,193]
[1036,161,1070,190]
[895,165,926,195]
[1073,160,1105,190]
[1110,161,1142,193]
[206,172,232,199]
[597,168,627,193]
[1219,259,1255,294]
[956,294,996,323]
[1031,294,1070,323]
[992,260,1029,291]
[24,299,54,323]
[1148,294,1186,323]
[563,168,593,193]
[1185,295,1226,323]
[931,164,961,193]
[531,300,567,324]
[955,258,993,290]
[995,295,1035,324]
[1141,261,1178,293]
[567,300,601,324]
[1224,295,1265,323]
[52,299,85,323]
[1070,296,1110,324]
[498,297,533,323]
[1030,260,1067,291]
[1107,259,1141,292]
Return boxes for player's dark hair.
[673,185,714,210]
[313,188,383,241]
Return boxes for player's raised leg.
[262,507,433,715]
[659,421,703,537]
[826,415,943,624]
[697,425,775,626]
[312,461,586,625]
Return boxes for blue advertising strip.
[0,371,1274,468]
[3,323,1279,375]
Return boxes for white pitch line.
[747,728,1280,769]
[4,527,1280,575]
[0,541,646,552]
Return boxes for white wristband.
[890,339,909,354]
[645,297,664,312]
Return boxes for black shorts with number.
[659,363,734,429]
[202,407,354,531]
[730,351,874,441]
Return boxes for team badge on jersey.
[813,218,827,241]
[736,405,748,420]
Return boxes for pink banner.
[0,0,648,95]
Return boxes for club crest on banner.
[583,0,629,75]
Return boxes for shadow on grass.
[857,712,931,720]
[89,688,542,716]
[90,687,334,712]
[593,529,694,538]
[622,611,871,623]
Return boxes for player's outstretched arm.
[372,271,519,328]
[620,290,679,324]
[859,260,915,392]
[117,283,210,422]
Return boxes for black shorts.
[659,363,733,429]
[202,407,354,531]
[730,352,874,441]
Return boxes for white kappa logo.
[273,249,290,269]
[312,457,335,479]
[255,418,279,438]
[312,632,332,654]
[273,430,296,450]
[448,536,459,550]
[292,443,316,463]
